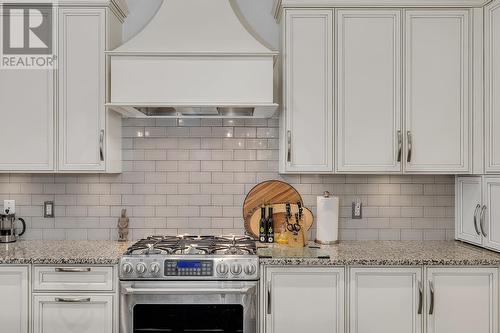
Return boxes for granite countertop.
[1,240,500,266]
[257,241,500,266]
[0,240,133,265]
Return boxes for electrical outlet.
[44,201,54,218]
[352,199,362,219]
[3,200,15,214]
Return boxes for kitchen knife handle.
[99,129,105,162]
[428,281,435,315]
[397,130,402,162]
[417,281,423,315]
[267,281,272,315]
[287,130,291,163]
[480,205,488,237]
[407,131,412,163]
[473,204,481,236]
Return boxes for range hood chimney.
[106,0,279,118]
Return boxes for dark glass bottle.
[259,206,267,243]
[267,206,274,243]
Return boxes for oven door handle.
[122,286,255,295]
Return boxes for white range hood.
[107,0,279,118]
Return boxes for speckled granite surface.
[258,241,500,266]
[1,240,499,266]
[0,240,132,265]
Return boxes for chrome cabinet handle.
[287,130,291,163]
[429,281,435,315]
[417,281,423,315]
[55,297,91,303]
[480,205,487,237]
[99,129,105,162]
[267,281,272,315]
[473,204,481,236]
[55,267,91,273]
[407,131,412,163]
[397,130,402,163]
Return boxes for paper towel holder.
[315,192,339,246]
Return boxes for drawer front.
[33,266,114,291]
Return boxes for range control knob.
[150,262,161,275]
[122,263,133,275]
[136,262,147,275]
[216,262,229,275]
[230,263,242,275]
[244,264,256,275]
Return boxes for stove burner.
[124,235,257,256]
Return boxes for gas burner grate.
[125,235,257,256]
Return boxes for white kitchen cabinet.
[426,267,498,333]
[0,69,54,171]
[0,266,29,333]
[349,267,423,333]
[280,9,334,173]
[485,0,500,173]
[33,294,113,333]
[404,10,471,173]
[0,1,125,173]
[336,10,402,173]
[264,266,344,333]
[482,178,500,251]
[455,176,500,252]
[455,176,483,245]
[58,8,106,171]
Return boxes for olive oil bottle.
[267,206,274,243]
[259,205,267,243]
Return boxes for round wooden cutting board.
[243,180,303,238]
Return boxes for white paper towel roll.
[315,194,339,244]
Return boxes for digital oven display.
[176,261,202,268]
[164,260,213,276]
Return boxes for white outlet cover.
[3,200,15,214]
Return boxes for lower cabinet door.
[265,267,345,333]
[0,266,29,333]
[349,268,423,333]
[33,294,113,333]
[426,268,498,333]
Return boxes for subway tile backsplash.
[0,118,455,241]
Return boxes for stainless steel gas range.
[119,235,259,333]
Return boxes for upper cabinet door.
[426,267,498,333]
[404,10,470,173]
[336,10,402,173]
[485,0,500,173]
[0,69,54,171]
[455,177,483,245]
[58,8,105,171]
[349,267,423,333]
[482,177,500,251]
[265,267,344,333]
[282,9,334,173]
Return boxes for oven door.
[120,280,258,333]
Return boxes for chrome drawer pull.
[55,267,91,273]
[417,281,423,315]
[55,297,91,303]
[429,281,435,315]
[480,205,488,237]
[473,204,481,236]
[406,131,412,163]
[397,130,402,162]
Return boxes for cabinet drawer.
[32,293,113,333]
[33,266,114,291]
